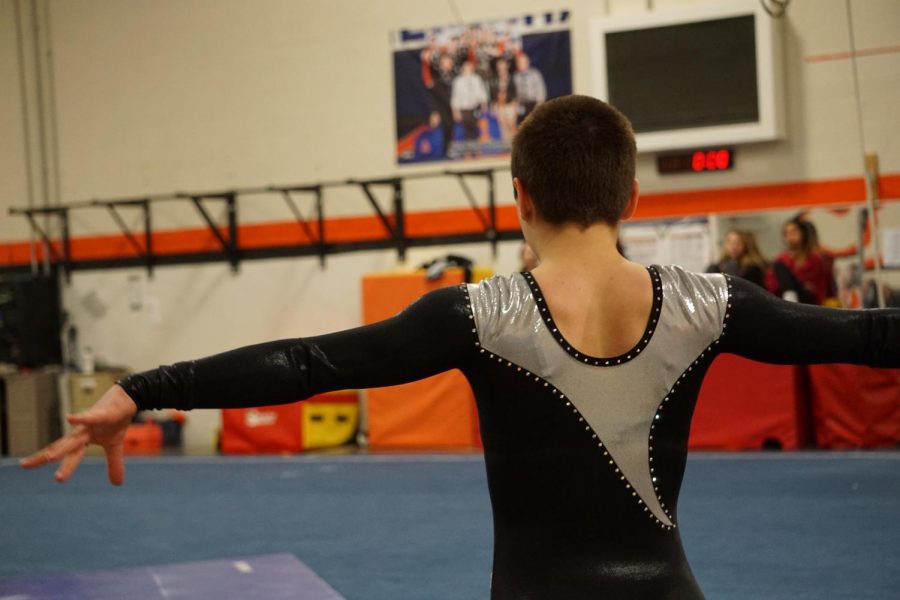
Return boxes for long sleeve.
[118,285,475,411]
[719,276,900,367]
[740,264,765,288]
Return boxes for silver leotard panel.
[468,265,729,526]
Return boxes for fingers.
[55,444,86,483]
[20,428,90,470]
[105,444,126,486]
[19,447,58,469]
[67,410,107,427]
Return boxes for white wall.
[2,0,899,447]
[5,0,899,228]
[0,0,31,242]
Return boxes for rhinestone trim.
[477,345,674,531]
[646,273,733,528]
[461,283,481,349]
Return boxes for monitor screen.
[605,15,759,133]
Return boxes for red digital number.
[715,149,730,169]
[670,149,732,174]
[691,151,705,171]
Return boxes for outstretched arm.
[719,276,900,367]
[120,285,474,411]
[21,285,475,483]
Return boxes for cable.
[12,0,38,272]
[446,0,463,25]
[845,0,885,307]
[845,1,869,158]
[760,0,790,18]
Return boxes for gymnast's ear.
[619,179,640,222]
[513,177,535,222]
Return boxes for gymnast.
[21,95,900,599]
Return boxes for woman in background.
[803,220,838,299]
[707,230,766,287]
[766,217,832,304]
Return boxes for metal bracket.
[10,206,71,281]
[271,185,326,267]
[183,192,239,272]
[94,198,154,277]
[352,178,406,261]
[4,167,515,275]
[448,168,497,257]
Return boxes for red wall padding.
[808,364,900,448]
[691,354,808,450]
[221,402,304,454]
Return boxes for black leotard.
[119,266,900,599]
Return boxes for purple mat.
[0,553,345,600]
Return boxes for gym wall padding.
[362,268,488,449]
[808,364,900,448]
[222,403,304,454]
[693,357,900,450]
[691,354,808,450]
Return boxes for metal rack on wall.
[6,167,521,281]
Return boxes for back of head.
[511,95,636,228]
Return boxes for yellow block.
[302,402,359,450]
[471,265,494,282]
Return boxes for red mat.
[691,354,808,450]
[808,364,900,448]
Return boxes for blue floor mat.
[0,553,344,600]
[1,452,898,599]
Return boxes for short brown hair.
[511,95,636,227]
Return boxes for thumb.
[67,412,96,425]
[105,443,126,486]
[67,409,110,426]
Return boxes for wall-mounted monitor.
[590,0,784,153]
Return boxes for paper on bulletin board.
[620,221,711,273]
[881,228,900,267]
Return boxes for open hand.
[20,384,138,485]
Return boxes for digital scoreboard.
[591,0,784,153]
[656,148,734,174]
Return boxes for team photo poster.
[392,11,572,164]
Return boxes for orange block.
[362,268,482,449]
[123,422,163,455]
[367,372,477,448]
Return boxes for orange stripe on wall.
[2,174,898,268]
[636,175,870,220]
[881,174,900,199]
[804,44,900,63]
